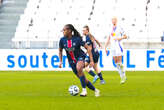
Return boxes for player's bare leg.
[77,61,87,96]
[115,56,127,84]
[77,61,100,97]
[85,62,98,83]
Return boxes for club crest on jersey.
[79,58,83,60]
[73,43,76,46]
[111,32,116,37]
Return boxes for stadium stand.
[0,0,28,48]
[0,0,2,5]
[0,0,164,49]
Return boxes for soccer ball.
[68,85,79,96]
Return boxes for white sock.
[116,63,124,79]
[82,88,87,92]
[120,63,126,77]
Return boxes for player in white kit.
[105,17,127,84]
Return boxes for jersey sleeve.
[59,38,64,49]
[86,37,92,46]
[79,37,86,47]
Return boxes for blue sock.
[88,70,96,77]
[98,72,104,80]
[86,81,95,91]
[79,76,86,88]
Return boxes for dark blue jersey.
[59,36,86,64]
[85,35,99,55]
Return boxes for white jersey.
[109,25,126,56]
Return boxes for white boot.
[95,89,100,97]
[80,88,87,97]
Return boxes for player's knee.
[76,66,83,74]
[85,62,89,67]
[93,64,99,73]
[85,67,90,72]
[96,69,101,73]
[85,80,89,84]
[96,69,100,73]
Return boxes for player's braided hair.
[65,24,81,38]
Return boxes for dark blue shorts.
[69,57,85,77]
[85,52,100,64]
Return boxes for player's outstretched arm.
[116,34,127,41]
[88,33,101,48]
[122,34,127,39]
[95,39,102,48]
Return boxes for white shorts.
[111,47,123,57]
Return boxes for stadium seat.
[12,0,164,48]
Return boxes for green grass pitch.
[0,71,163,110]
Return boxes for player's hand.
[105,48,108,55]
[59,62,62,68]
[89,61,94,68]
[99,44,103,49]
[115,37,122,41]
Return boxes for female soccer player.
[59,24,100,97]
[82,25,105,84]
[105,17,127,84]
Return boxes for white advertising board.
[0,49,163,71]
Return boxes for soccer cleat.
[95,89,100,97]
[80,90,87,97]
[100,80,105,84]
[92,75,99,84]
[120,76,127,84]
